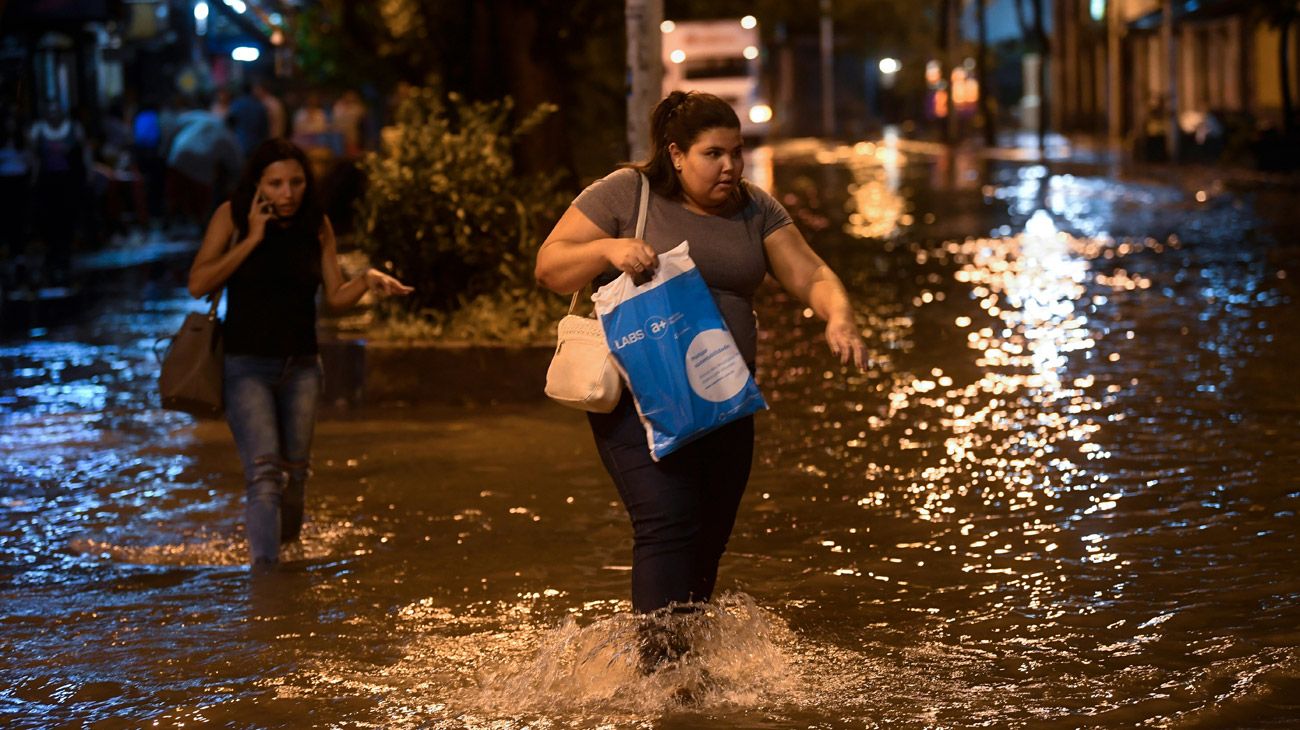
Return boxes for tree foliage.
[291,0,626,181]
[354,88,569,340]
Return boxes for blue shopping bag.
[593,241,767,461]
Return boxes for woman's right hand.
[605,238,658,277]
[247,192,274,243]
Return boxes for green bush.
[354,88,569,342]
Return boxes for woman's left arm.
[319,216,413,311]
[764,224,866,368]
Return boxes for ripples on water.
[3,144,1299,727]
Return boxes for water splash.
[272,593,802,728]
[474,594,797,714]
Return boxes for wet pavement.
[2,137,1300,728]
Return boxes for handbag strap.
[633,171,650,240]
[205,229,239,320]
[567,172,651,315]
[206,289,223,320]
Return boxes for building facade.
[1052,0,1298,150]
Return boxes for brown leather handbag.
[156,291,225,418]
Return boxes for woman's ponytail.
[650,91,691,146]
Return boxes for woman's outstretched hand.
[365,268,414,297]
[825,315,867,369]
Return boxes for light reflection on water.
[749,141,1300,725]
[3,146,1300,727]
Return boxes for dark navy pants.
[588,391,754,613]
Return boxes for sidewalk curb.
[319,337,554,407]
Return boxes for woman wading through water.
[188,139,411,566]
[535,91,865,670]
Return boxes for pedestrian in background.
[93,97,143,240]
[165,102,243,231]
[0,110,31,276]
[291,91,336,160]
[227,81,269,156]
[291,91,330,138]
[209,88,232,123]
[28,101,90,284]
[186,139,412,566]
[254,80,286,140]
[157,94,186,159]
[534,91,865,669]
[131,98,166,226]
[331,89,366,157]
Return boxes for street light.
[231,46,260,62]
[879,58,900,90]
[194,1,208,35]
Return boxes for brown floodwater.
[2,138,1298,728]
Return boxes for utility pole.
[1032,0,1049,152]
[626,0,663,161]
[946,0,960,143]
[1161,0,1179,162]
[1107,0,1123,146]
[820,0,835,137]
[977,0,997,147]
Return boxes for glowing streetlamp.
[194,1,208,35]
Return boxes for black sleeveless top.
[224,222,321,357]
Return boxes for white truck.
[661,16,771,139]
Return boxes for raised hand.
[364,268,414,297]
[248,190,275,242]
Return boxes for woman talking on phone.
[187,138,411,566]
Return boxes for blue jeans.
[223,354,322,564]
[588,391,754,613]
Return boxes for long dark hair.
[230,138,323,241]
[629,91,744,202]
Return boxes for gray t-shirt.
[574,167,792,365]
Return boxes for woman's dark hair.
[630,91,743,201]
[230,138,323,242]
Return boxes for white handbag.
[544,310,623,412]
[544,172,650,412]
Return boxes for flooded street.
[3,140,1299,728]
